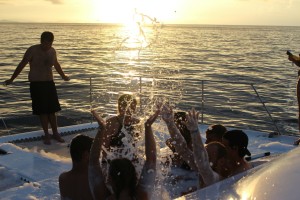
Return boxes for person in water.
[161,105,230,188]
[4,31,69,145]
[102,94,140,160]
[88,107,159,200]
[59,134,94,200]
[287,51,300,145]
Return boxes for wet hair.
[69,134,93,162]
[109,158,137,199]
[41,31,54,43]
[206,124,227,139]
[117,94,136,113]
[174,112,191,145]
[223,130,251,158]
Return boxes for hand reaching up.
[185,108,200,132]
[161,104,174,124]
[145,102,162,128]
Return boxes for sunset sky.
[0,0,299,26]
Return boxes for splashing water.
[114,9,162,59]
[92,10,192,198]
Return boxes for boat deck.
[0,123,299,199]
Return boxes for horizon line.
[0,21,299,28]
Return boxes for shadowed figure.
[88,105,160,200]
[3,31,70,145]
[59,134,94,200]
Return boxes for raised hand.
[145,102,162,127]
[161,104,174,124]
[185,108,200,132]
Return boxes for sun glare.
[91,0,178,60]
[91,0,180,24]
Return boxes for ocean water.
[1,23,300,135]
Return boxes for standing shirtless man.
[4,31,69,145]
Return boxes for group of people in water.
[3,31,300,199]
[59,94,252,200]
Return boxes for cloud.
[45,0,63,4]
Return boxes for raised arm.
[88,110,110,200]
[101,116,120,160]
[161,105,198,171]
[137,107,160,199]
[185,108,220,187]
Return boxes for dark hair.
[174,112,191,145]
[70,134,93,162]
[41,31,54,43]
[206,124,227,139]
[109,158,137,199]
[223,130,251,157]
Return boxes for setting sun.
[90,0,180,24]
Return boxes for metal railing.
[1,76,284,135]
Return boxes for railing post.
[251,84,281,135]
[90,77,93,123]
[139,77,142,112]
[1,118,9,134]
[201,80,204,124]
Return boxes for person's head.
[174,112,192,147]
[69,134,93,164]
[117,94,137,115]
[222,130,251,158]
[108,158,137,199]
[206,142,228,175]
[40,31,54,51]
[205,124,227,144]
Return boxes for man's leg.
[48,113,65,143]
[39,114,51,145]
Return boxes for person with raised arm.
[287,51,300,145]
[161,105,229,189]
[184,108,222,186]
[3,31,69,145]
[102,94,141,161]
[89,107,159,200]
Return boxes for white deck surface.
[0,123,299,199]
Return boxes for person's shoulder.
[59,171,71,181]
[105,116,120,129]
[28,44,40,50]
[50,46,56,53]
[25,44,40,53]
[107,116,119,123]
